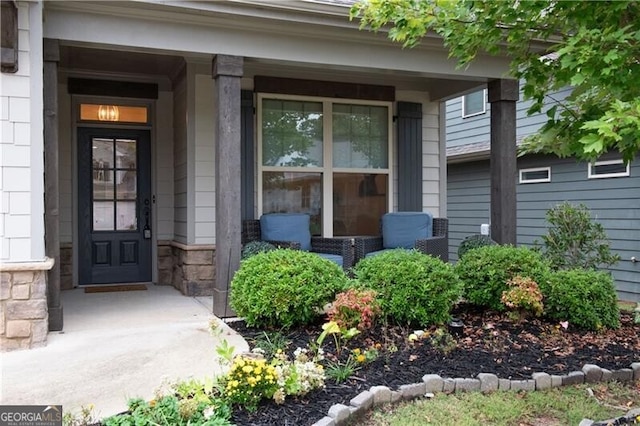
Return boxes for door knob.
[632,256,638,263]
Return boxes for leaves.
[352,0,640,162]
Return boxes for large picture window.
[259,95,392,237]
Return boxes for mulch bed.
[226,304,640,426]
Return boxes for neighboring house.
[0,1,519,349]
[445,87,640,302]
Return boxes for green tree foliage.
[540,202,620,270]
[351,1,640,162]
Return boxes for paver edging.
[310,362,640,426]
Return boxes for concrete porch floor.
[0,284,249,420]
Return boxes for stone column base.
[0,258,54,351]
[170,242,215,296]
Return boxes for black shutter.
[397,101,423,211]
[241,90,255,220]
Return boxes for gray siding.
[446,86,572,147]
[448,155,640,302]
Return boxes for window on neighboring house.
[461,89,486,118]
[588,159,629,179]
[259,95,392,237]
[519,167,551,184]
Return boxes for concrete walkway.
[0,285,248,420]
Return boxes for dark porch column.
[488,79,519,245]
[44,39,62,330]
[212,55,243,317]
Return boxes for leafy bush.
[540,202,620,270]
[457,234,497,259]
[500,275,544,320]
[230,249,348,328]
[326,287,381,331]
[540,269,620,330]
[455,245,551,311]
[241,241,276,260]
[354,249,463,327]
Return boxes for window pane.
[463,90,485,116]
[116,139,136,168]
[262,99,323,167]
[333,173,387,236]
[262,171,322,235]
[116,201,137,230]
[93,201,114,231]
[333,104,388,168]
[93,179,114,201]
[116,171,137,200]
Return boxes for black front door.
[78,128,152,285]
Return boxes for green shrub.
[540,202,620,270]
[457,234,497,259]
[455,245,551,311]
[241,241,276,260]
[354,249,463,327]
[230,249,348,328]
[541,269,619,330]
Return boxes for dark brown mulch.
[226,305,640,426]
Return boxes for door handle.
[631,256,638,263]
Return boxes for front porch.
[0,284,248,417]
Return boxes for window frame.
[519,167,551,184]
[256,93,393,237]
[587,159,630,179]
[461,89,487,118]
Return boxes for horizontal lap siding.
[447,155,640,301]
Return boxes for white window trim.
[588,159,629,179]
[461,89,487,118]
[519,167,551,184]
[257,93,393,237]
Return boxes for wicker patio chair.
[242,214,354,271]
[354,212,449,264]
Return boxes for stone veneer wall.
[60,243,73,290]
[169,241,215,296]
[0,259,54,351]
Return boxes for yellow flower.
[356,354,366,363]
[255,366,263,375]
[242,365,253,374]
[352,348,361,355]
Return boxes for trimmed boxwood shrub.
[541,269,620,330]
[454,245,551,311]
[457,234,497,259]
[230,249,348,328]
[354,249,463,327]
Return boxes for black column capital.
[488,79,519,103]
[212,55,243,79]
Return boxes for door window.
[92,137,138,231]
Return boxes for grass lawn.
[360,381,640,426]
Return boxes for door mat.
[84,284,148,293]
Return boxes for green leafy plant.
[429,327,457,355]
[325,356,360,384]
[215,339,236,364]
[63,404,97,426]
[326,287,381,331]
[500,275,544,321]
[230,249,348,328]
[457,234,497,260]
[354,249,463,327]
[540,269,620,331]
[241,240,276,260]
[540,202,620,270]
[252,331,290,360]
[455,245,551,312]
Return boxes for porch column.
[44,39,63,331]
[488,79,519,245]
[212,55,243,317]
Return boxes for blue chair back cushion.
[382,212,433,249]
[260,213,312,251]
[316,253,344,267]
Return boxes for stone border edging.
[311,362,640,426]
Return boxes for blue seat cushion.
[365,249,396,258]
[260,213,312,251]
[382,212,433,249]
[316,253,344,267]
